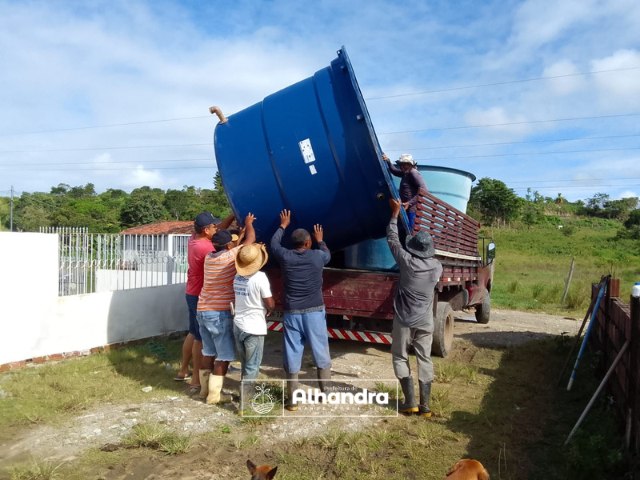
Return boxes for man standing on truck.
[387,198,442,417]
[383,153,426,230]
[270,209,332,411]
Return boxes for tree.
[469,178,522,226]
[120,188,167,227]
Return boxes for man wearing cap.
[178,211,234,394]
[387,198,442,418]
[383,153,427,229]
[197,213,256,404]
[270,209,331,411]
[233,243,274,397]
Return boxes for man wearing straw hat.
[233,243,275,391]
[387,198,442,418]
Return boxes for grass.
[486,218,640,315]
[7,460,63,480]
[122,422,190,455]
[1,334,635,479]
[0,340,187,436]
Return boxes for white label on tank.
[309,164,317,175]
[299,138,316,164]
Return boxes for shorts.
[197,310,236,361]
[185,294,202,341]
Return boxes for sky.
[1,0,639,202]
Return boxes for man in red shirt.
[178,211,234,394]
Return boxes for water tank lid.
[416,164,477,182]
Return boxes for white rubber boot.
[198,369,211,399]
[206,374,231,404]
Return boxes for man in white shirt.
[233,243,275,385]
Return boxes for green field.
[484,216,640,316]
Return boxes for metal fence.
[41,227,189,296]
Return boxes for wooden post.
[561,257,575,304]
[629,291,640,453]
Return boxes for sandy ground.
[0,308,581,471]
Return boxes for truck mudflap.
[267,320,392,345]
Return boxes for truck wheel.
[432,302,454,358]
[475,293,491,324]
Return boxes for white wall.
[0,232,188,366]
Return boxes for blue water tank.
[214,47,405,251]
[344,165,476,270]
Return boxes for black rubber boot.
[418,380,432,418]
[316,367,332,393]
[399,377,418,414]
[285,373,299,412]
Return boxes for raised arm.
[218,213,235,230]
[383,153,403,178]
[270,209,290,260]
[241,213,256,245]
[313,224,331,265]
[386,198,410,263]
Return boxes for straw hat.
[396,153,416,166]
[235,243,269,276]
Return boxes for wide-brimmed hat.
[235,243,269,276]
[396,153,416,166]
[405,231,435,259]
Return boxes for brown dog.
[445,459,489,480]
[247,459,278,480]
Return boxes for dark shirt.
[270,227,331,311]
[387,218,442,328]
[388,163,427,213]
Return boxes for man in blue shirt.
[270,209,331,411]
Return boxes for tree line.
[468,177,640,239]
[1,175,639,238]
[1,173,230,233]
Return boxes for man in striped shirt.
[197,213,256,404]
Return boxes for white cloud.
[590,49,640,109]
[543,60,585,95]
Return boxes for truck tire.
[432,302,454,358]
[475,293,491,324]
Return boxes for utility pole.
[10,185,14,231]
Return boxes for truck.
[212,47,495,358]
[264,188,495,358]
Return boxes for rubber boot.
[206,374,232,404]
[198,369,211,399]
[285,373,299,412]
[398,377,418,414]
[316,367,332,393]
[418,380,432,418]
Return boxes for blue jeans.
[197,310,236,361]
[283,307,331,374]
[233,325,265,381]
[185,294,202,341]
[407,211,416,231]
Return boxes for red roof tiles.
[120,221,193,235]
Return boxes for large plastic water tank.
[344,165,476,270]
[214,47,405,251]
